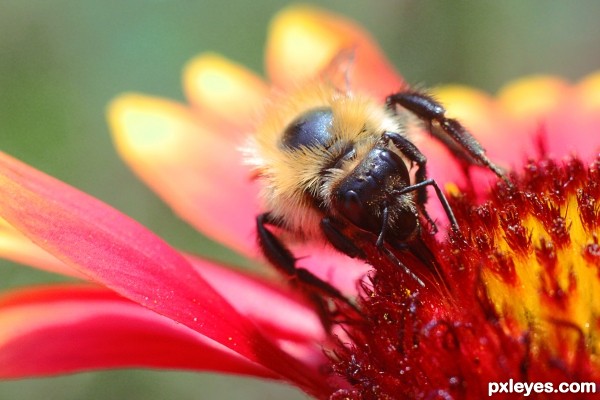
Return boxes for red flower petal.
[186,254,324,342]
[555,72,600,160]
[266,5,403,99]
[108,95,259,256]
[0,284,274,379]
[186,255,330,366]
[0,152,331,396]
[283,245,370,295]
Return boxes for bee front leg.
[394,178,459,231]
[383,131,455,232]
[256,213,349,303]
[382,131,428,204]
[386,91,508,183]
[321,215,427,289]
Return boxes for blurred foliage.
[1,1,600,399]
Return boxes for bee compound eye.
[280,107,333,150]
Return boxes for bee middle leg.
[256,212,350,304]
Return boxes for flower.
[329,157,600,399]
[1,4,600,400]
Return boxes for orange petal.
[0,217,85,279]
[432,85,498,142]
[108,94,260,256]
[266,5,403,99]
[183,53,268,132]
[577,71,600,113]
[497,74,600,162]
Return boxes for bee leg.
[321,214,427,290]
[395,178,459,231]
[256,213,351,304]
[320,217,365,259]
[383,131,456,231]
[382,131,428,203]
[372,204,426,287]
[320,213,428,288]
[386,91,509,184]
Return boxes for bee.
[246,81,505,298]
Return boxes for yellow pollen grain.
[444,182,460,197]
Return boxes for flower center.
[468,157,600,362]
[328,156,600,400]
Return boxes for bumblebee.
[246,82,504,297]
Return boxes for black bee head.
[332,146,419,241]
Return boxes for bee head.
[332,146,419,241]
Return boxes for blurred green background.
[1,1,600,399]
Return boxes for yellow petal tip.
[577,70,600,112]
[497,75,569,120]
[183,53,265,119]
[107,94,193,158]
[432,84,493,119]
[267,5,343,83]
